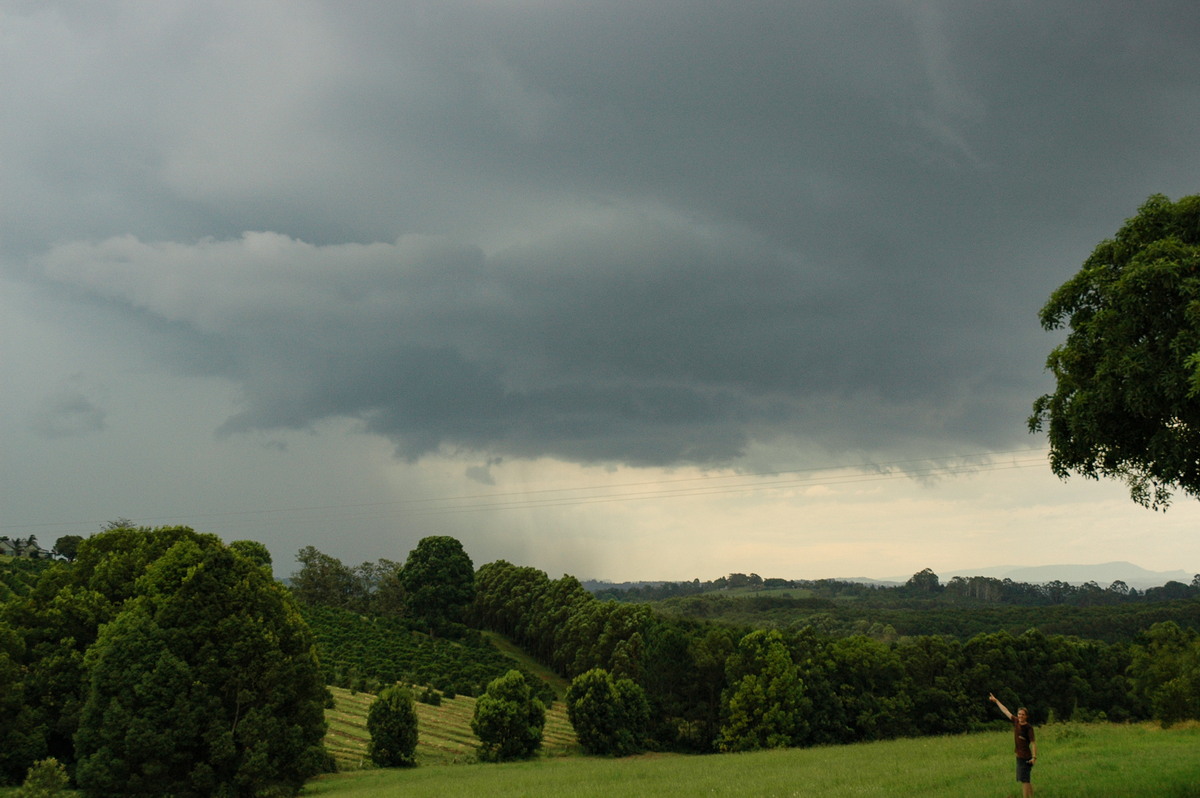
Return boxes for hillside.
[301,604,549,700]
[322,684,578,771]
[0,556,54,601]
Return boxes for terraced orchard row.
[302,604,551,703]
[323,685,579,771]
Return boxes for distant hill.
[587,562,1196,595]
[581,579,665,593]
[916,562,1193,591]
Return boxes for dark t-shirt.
[1013,717,1035,760]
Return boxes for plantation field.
[322,684,579,771]
[302,722,1200,798]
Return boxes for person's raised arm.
[988,692,1013,720]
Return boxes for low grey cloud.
[38,204,1025,470]
[32,385,106,439]
[10,0,1200,475]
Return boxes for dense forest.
[610,570,1200,644]
[3,527,1200,792]
[590,568,1200,607]
[468,560,1200,752]
[0,527,329,795]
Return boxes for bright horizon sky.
[3,2,1200,582]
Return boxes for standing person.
[989,692,1037,797]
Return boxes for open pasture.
[303,722,1200,798]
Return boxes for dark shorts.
[1016,757,1034,783]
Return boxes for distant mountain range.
[849,561,1196,591]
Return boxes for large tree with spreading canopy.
[399,536,474,635]
[1030,193,1200,509]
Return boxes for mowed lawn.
[302,722,1200,798]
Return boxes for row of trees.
[0,527,331,794]
[915,568,1200,605]
[470,558,1200,755]
[594,569,1200,607]
[291,536,474,636]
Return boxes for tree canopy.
[52,535,83,562]
[400,536,475,635]
[566,668,649,756]
[1,527,329,794]
[73,534,329,797]
[1030,193,1200,508]
[366,684,419,768]
[470,670,545,762]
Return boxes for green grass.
[481,631,571,700]
[323,683,579,772]
[302,722,1200,798]
[5,721,1197,797]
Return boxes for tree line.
[6,529,1199,787]
[290,535,474,637]
[592,568,1200,606]
[651,590,1200,645]
[470,559,1200,755]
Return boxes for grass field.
[4,720,1198,797]
[302,722,1200,798]
[481,630,572,700]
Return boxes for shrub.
[471,670,545,762]
[566,668,650,756]
[367,685,419,768]
[17,758,69,798]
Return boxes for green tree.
[367,684,419,767]
[1030,193,1200,509]
[228,539,272,572]
[566,668,649,756]
[0,622,46,785]
[290,546,362,609]
[399,537,474,635]
[51,536,83,563]
[822,636,913,742]
[905,568,941,594]
[16,757,69,797]
[469,560,548,636]
[470,670,545,762]
[896,636,972,734]
[73,536,329,797]
[717,629,811,752]
[3,526,200,776]
[1129,622,1200,726]
[370,560,407,617]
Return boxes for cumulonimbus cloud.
[37,214,1030,468]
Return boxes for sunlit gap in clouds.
[5,448,1050,537]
